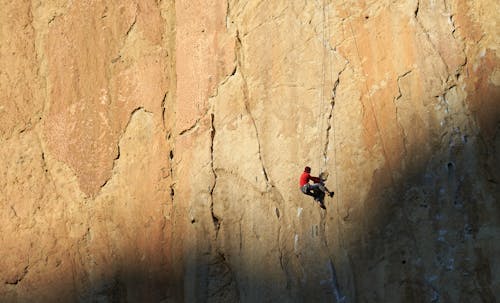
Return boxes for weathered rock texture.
[0,0,498,302]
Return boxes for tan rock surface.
[0,0,498,302]
[0,1,43,139]
[43,1,168,196]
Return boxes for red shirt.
[299,172,321,187]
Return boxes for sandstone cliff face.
[1,1,498,302]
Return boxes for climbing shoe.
[329,192,334,198]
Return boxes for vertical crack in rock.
[318,211,346,302]
[446,11,468,79]
[206,96,238,297]
[207,253,240,301]
[225,0,230,29]
[33,7,55,138]
[238,221,243,252]
[235,30,270,188]
[169,183,175,203]
[272,190,287,274]
[413,3,449,73]
[394,70,413,160]
[439,85,455,115]
[278,236,285,272]
[209,113,221,236]
[414,0,420,18]
[167,142,175,203]
[449,14,457,38]
[205,65,241,239]
[265,188,291,292]
[323,63,347,168]
[34,131,63,201]
[328,259,345,302]
[161,92,167,130]
[277,221,290,293]
[99,107,143,190]
[413,0,467,82]
[435,84,462,137]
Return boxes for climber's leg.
[301,184,315,197]
[319,183,334,197]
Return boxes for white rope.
[318,0,327,173]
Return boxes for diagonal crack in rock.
[235,30,271,188]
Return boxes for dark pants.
[301,183,325,202]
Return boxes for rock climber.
[299,166,334,209]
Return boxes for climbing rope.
[315,0,336,187]
[327,3,341,211]
[328,4,348,256]
[318,5,349,301]
[319,0,338,180]
[322,1,343,221]
[318,0,328,173]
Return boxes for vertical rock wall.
[0,0,498,302]
[172,0,499,302]
[1,1,175,302]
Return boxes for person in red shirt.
[299,166,334,209]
